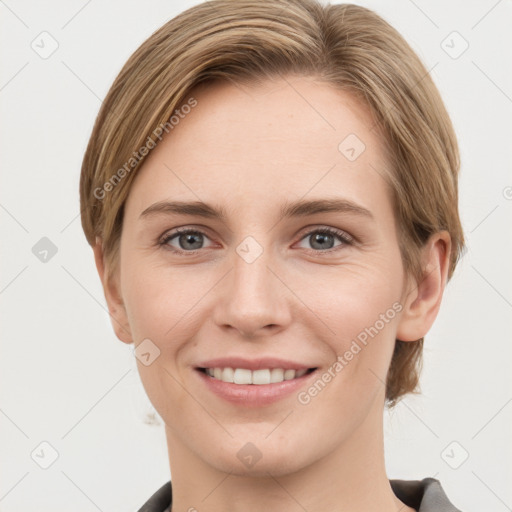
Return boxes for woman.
[80,1,465,510]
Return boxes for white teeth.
[284,369,296,380]
[233,368,252,384]
[222,367,234,383]
[270,368,284,383]
[204,367,311,385]
[252,369,271,385]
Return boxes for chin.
[200,435,316,478]
[215,453,309,478]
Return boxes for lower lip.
[195,369,317,407]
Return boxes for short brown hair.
[80,0,465,406]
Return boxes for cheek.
[121,259,212,342]
[300,260,403,379]
[302,258,403,331]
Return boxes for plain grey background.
[1,0,511,510]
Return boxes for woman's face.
[112,76,412,476]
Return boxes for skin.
[94,75,451,512]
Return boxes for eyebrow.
[139,198,374,222]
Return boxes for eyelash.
[158,226,354,256]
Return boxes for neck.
[165,402,414,512]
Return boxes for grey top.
[137,477,462,511]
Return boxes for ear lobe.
[93,238,133,345]
[396,231,451,342]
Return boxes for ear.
[93,237,133,344]
[396,231,451,342]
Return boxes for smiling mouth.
[197,367,317,385]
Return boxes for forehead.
[125,75,392,218]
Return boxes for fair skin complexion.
[94,75,450,512]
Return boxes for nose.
[212,243,292,339]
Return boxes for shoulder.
[390,477,463,512]
[136,480,172,512]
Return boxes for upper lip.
[196,357,317,371]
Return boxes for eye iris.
[311,232,334,250]
[180,232,203,250]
